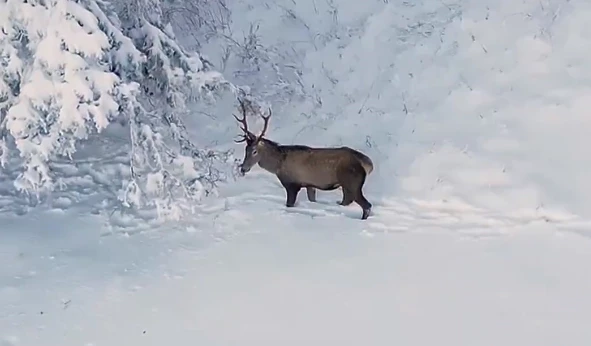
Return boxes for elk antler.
[233,98,254,143]
[257,108,272,141]
[233,98,272,143]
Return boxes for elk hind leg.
[338,187,354,206]
[341,166,372,219]
[306,187,317,202]
[355,188,372,220]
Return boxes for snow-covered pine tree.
[0,0,236,220]
[113,0,239,219]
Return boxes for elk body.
[234,100,374,220]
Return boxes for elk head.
[234,99,272,175]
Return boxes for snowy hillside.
[3,0,591,345]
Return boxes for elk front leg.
[282,183,301,207]
[306,187,317,202]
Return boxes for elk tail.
[350,149,374,175]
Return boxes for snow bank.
[212,0,586,221]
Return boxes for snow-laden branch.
[0,0,125,194]
[0,0,236,219]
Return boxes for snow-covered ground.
[4,195,591,346]
[4,0,591,345]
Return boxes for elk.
[233,99,374,220]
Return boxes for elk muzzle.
[239,164,251,175]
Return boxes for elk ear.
[256,138,267,148]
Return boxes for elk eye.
[252,149,258,155]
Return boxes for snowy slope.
[4,0,591,345]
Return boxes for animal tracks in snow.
[92,184,591,241]
[225,190,589,239]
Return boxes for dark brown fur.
[233,98,374,219]
[252,139,374,219]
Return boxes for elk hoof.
[361,209,371,220]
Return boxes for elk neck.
[257,138,284,174]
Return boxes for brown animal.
[234,100,374,220]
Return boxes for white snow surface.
[3,0,591,345]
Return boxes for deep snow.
[3,186,591,345]
[4,0,591,345]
